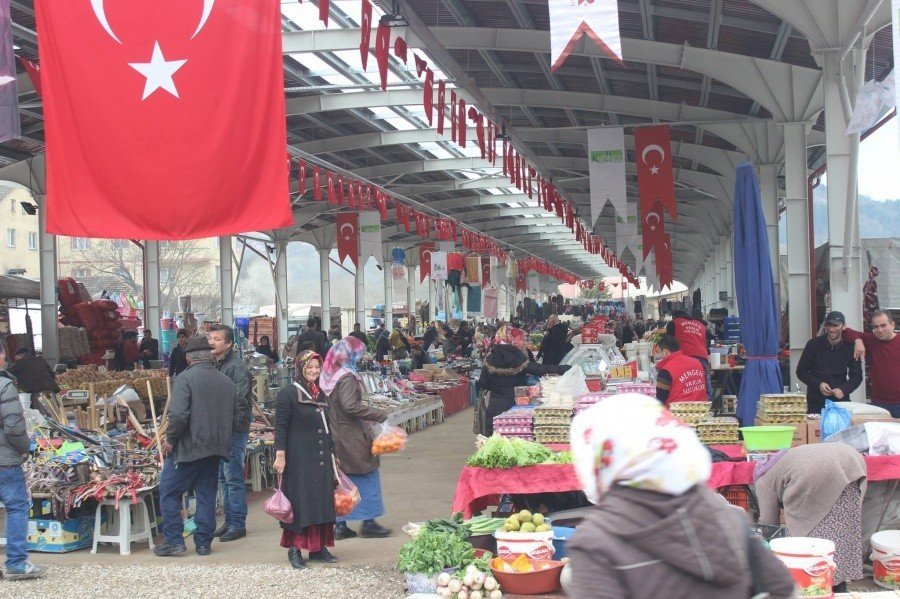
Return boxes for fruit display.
[371,425,409,456]
[669,401,712,424]
[501,510,552,534]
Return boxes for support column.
[382,247,393,332]
[758,164,781,309]
[355,259,366,329]
[37,196,59,364]
[274,241,289,348]
[783,121,811,390]
[319,248,331,333]
[219,236,233,326]
[143,241,160,334]
[407,265,415,330]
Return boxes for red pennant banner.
[327,172,337,205]
[481,256,491,285]
[319,0,330,26]
[437,80,446,135]
[336,212,359,267]
[424,68,434,126]
[298,160,306,197]
[450,91,457,143]
[393,37,408,63]
[635,124,677,222]
[414,54,426,77]
[419,242,434,283]
[17,56,41,97]
[375,20,390,91]
[313,167,322,201]
[458,99,466,147]
[360,0,372,69]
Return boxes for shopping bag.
[371,422,409,456]
[821,399,852,440]
[264,475,294,523]
[333,464,361,517]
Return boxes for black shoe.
[219,528,247,542]
[360,520,392,538]
[288,548,306,570]
[334,522,357,540]
[308,547,338,563]
[195,545,211,556]
[213,523,229,538]
[154,543,186,557]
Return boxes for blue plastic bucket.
[552,526,576,560]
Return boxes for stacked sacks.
[68,299,124,364]
[58,277,92,326]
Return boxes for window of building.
[73,267,91,278]
[6,228,14,248]
[28,231,37,250]
[71,237,91,251]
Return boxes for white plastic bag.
[555,366,590,399]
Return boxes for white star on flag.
[650,165,660,175]
[129,42,187,100]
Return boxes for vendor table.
[710,364,744,412]
[451,453,900,518]
[438,379,472,417]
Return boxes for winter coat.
[327,375,387,475]
[295,329,330,358]
[168,344,188,377]
[7,355,59,393]
[0,371,28,466]
[214,348,253,432]
[166,362,239,464]
[274,383,336,531]
[536,323,571,366]
[478,344,571,417]
[567,485,798,599]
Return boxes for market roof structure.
[0,0,893,285]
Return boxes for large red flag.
[419,243,434,283]
[642,199,667,259]
[634,125,677,222]
[35,0,292,239]
[336,212,359,267]
[375,20,390,91]
[359,0,372,70]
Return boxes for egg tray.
[699,433,740,444]
[533,416,572,425]
[674,412,712,424]
[534,434,570,444]
[669,401,713,414]
[756,415,806,425]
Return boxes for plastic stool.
[91,495,155,555]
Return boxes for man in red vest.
[655,335,708,406]
[666,311,710,368]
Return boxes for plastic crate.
[717,485,750,510]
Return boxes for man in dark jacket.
[167,329,189,378]
[207,324,253,542]
[797,311,863,414]
[138,329,159,368]
[0,341,46,579]
[349,323,369,349]
[7,348,59,409]
[297,318,330,357]
[155,336,238,557]
[536,315,572,366]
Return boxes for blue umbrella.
[733,162,782,425]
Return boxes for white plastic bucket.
[710,352,721,368]
[871,530,900,589]
[769,537,836,598]
[494,530,555,560]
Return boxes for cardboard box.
[754,419,807,446]
[807,419,821,444]
[27,516,95,553]
[850,414,900,426]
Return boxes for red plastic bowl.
[490,556,563,595]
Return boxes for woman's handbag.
[264,474,294,523]
[473,391,491,435]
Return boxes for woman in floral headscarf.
[566,394,795,599]
[319,337,390,540]
[273,351,336,569]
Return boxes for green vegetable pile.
[423,513,471,539]
[465,515,507,535]
[397,528,475,576]
[467,435,572,468]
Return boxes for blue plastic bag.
[821,399,852,439]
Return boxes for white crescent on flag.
[549,0,623,72]
[340,222,355,240]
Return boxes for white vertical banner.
[358,211,382,264]
[588,127,627,226]
[615,202,643,271]
[431,251,448,280]
[549,0,622,72]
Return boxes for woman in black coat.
[273,350,337,569]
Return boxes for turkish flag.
[393,37,408,64]
[35,0,293,239]
[298,160,306,196]
[656,233,674,289]
[336,212,359,267]
[375,19,390,91]
[423,68,434,126]
[17,56,41,97]
[642,199,668,259]
[359,0,372,70]
[437,80,446,134]
[450,91,457,143]
[635,125,677,222]
[458,98,466,147]
[313,166,322,200]
[419,242,434,283]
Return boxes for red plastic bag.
[264,475,293,523]
[333,461,360,517]
[371,423,408,456]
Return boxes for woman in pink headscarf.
[319,337,390,540]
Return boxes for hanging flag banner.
[431,251,448,281]
[336,212,359,267]
[549,0,622,72]
[635,125,677,223]
[481,256,491,286]
[358,210,382,264]
[359,0,372,70]
[656,233,674,290]
[419,242,434,283]
[643,248,659,292]
[0,0,19,144]
[587,127,626,226]
[34,0,292,239]
[17,56,40,97]
[641,198,668,259]
[615,202,643,272]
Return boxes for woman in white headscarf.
[566,394,796,599]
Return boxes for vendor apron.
[769,537,836,598]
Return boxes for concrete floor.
[30,410,476,568]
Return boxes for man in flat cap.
[155,336,239,557]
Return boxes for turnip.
[482,577,498,591]
[456,590,469,599]
[473,572,486,587]
[463,573,475,587]
[471,581,483,591]
[448,579,462,593]
[437,588,453,598]
[470,592,483,599]
[489,590,503,599]
[437,572,452,587]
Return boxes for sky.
[854,117,899,201]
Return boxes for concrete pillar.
[318,248,331,333]
[783,121,811,390]
[36,196,58,364]
[407,265,415,330]
[143,241,160,334]
[758,163,781,309]
[274,241,289,347]
[355,259,366,329]
[219,236,233,326]
[382,247,393,332]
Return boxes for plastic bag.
[371,423,409,456]
[334,466,361,517]
[264,475,294,523]
[821,399,852,439]
[555,365,590,399]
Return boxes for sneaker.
[308,547,338,563]
[3,562,46,580]
[153,543,187,557]
[213,523,229,538]
[218,528,246,542]
[334,522,357,540]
